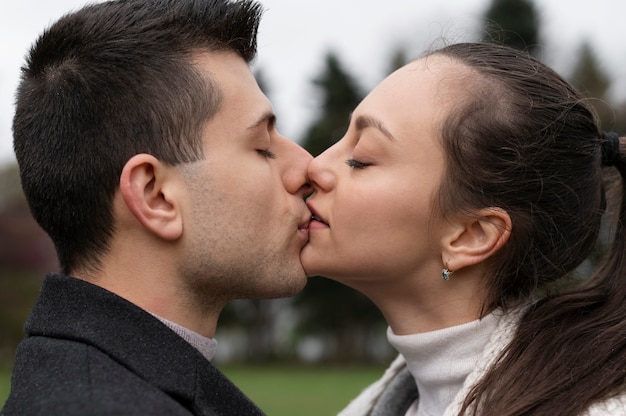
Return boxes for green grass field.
[0,369,10,408]
[0,364,383,415]
[221,365,382,415]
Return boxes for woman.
[302,42,626,415]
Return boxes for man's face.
[177,51,312,301]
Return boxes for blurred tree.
[300,51,363,156]
[569,41,614,130]
[481,0,541,57]
[217,298,290,363]
[0,163,56,270]
[0,163,22,210]
[386,47,409,76]
[293,278,388,363]
[0,163,55,363]
[613,101,626,134]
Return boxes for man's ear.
[441,208,511,272]
[119,154,183,241]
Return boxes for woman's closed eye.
[345,159,371,169]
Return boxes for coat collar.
[26,273,263,415]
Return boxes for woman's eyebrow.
[354,115,396,141]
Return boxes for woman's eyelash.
[345,159,371,169]
[258,149,276,159]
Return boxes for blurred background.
[1,0,624,413]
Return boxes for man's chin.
[271,270,309,298]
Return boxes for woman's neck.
[350,269,487,335]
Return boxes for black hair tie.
[602,131,621,167]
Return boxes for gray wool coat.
[1,273,264,416]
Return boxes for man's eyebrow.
[248,111,276,129]
[353,115,395,141]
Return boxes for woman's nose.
[307,143,339,192]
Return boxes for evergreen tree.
[300,51,363,156]
[386,46,408,76]
[481,0,540,56]
[569,41,613,129]
[293,278,388,363]
[613,101,626,135]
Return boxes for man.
[1,0,312,415]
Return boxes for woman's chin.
[300,247,323,276]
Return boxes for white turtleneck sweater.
[387,314,499,416]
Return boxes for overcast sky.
[1,0,625,166]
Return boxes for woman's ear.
[441,208,511,272]
[119,154,184,241]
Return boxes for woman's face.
[302,56,459,287]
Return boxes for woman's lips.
[309,218,329,230]
[310,215,329,230]
[307,203,329,230]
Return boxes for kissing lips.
[311,214,327,225]
[307,204,329,230]
[297,215,311,241]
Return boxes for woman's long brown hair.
[431,43,626,415]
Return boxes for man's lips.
[298,218,311,231]
[298,209,312,233]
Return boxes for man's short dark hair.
[13,0,262,274]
